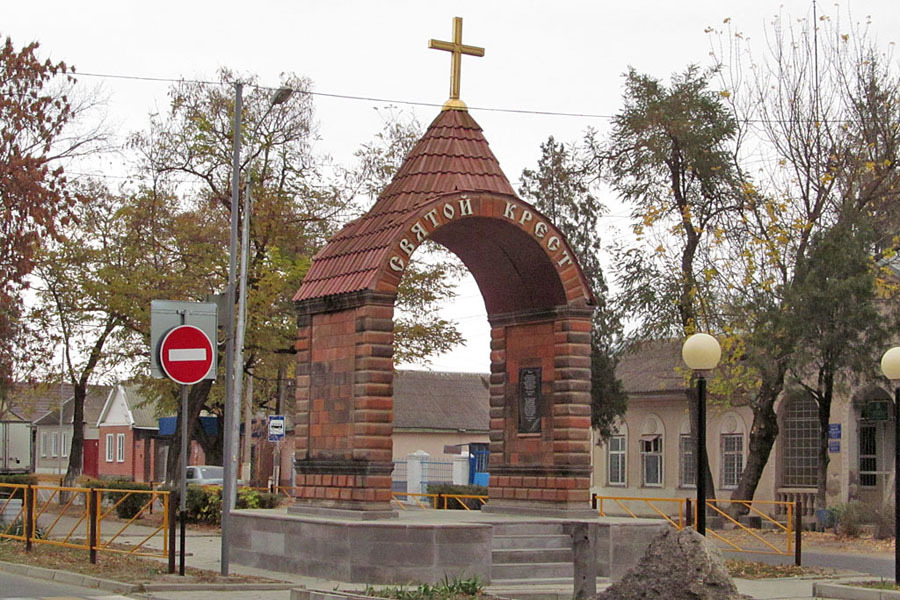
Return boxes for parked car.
[185,465,223,485]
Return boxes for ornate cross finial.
[429,17,484,111]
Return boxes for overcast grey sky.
[5,1,899,372]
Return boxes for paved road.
[0,571,131,599]
[727,548,895,578]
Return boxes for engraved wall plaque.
[518,367,542,433]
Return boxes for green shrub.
[874,506,895,540]
[425,483,488,510]
[185,485,223,524]
[237,487,260,509]
[0,474,37,486]
[831,502,869,538]
[84,479,153,520]
[257,492,281,509]
[364,576,483,600]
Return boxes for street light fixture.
[682,333,721,536]
[880,346,900,585]
[221,83,293,576]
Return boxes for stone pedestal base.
[288,502,397,521]
[482,499,599,519]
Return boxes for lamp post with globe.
[682,333,722,536]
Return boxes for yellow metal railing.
[0,482,170,563]
[592,494,800,561]
[390,492,489,510]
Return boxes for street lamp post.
[221,83,293,576]
[880,347,900,585]
[682,333,721,536]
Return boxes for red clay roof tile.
[295,109,516,303]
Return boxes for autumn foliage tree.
[0,37,77,397]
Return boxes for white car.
[185,465,224,485]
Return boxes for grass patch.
[848,580,900,591]
[725,559,836,579]
[0,539,273,584]
[364,576,484,600]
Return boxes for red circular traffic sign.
[159,325,214,385]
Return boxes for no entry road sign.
[159,325,214,385]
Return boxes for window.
[106,434,114,462]
[782,393,819,487]
[860,424,877,487]
[607,435,626,486]
[40,433,48,458]
[116,433,125,462]
[679,434,696,487]
[641,436,662,486]
[61,432,69,458]
[721,434,743,489]
[50,432,59,458]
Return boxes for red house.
[95,385,161,482]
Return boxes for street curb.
[143,582,297,591]
[815,581,900,599]
[0,560,296,593]
[0,560,140,594]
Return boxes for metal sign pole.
[180,383,188,576]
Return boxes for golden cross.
[429,17,484,111]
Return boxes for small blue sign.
[828,424,841,439]
[828,440,841,453]
[268,415,285,442]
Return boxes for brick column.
[291,292,397,519]
[483,306,595,518]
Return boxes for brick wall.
[488,310,593,507]
[97,425,133,480]
[293,293,395,511]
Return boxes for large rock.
[594,526,741,600]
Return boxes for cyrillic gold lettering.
[557,251,573,267]
[519,210,533,226]
[458,197,472,215]
[410,221,427,241]
[423,209,439,228]
[534,221,548,239]
[399,239,416,256]
[504,202,517,220]
[390,256,405,271]
[443,203,456,219]
[548,236,560,252]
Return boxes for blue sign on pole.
[828,440,841,453]
[268,415,285,442]
[828,424,842,439]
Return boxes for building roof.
[96,384,161,430]
[2,382,75,422]
[393,370,489,432]
[34,386,112,426]
[295,109,516,302]
[616,340,688,395]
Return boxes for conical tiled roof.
[295,109,515,302]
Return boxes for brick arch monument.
[291,108,597,519]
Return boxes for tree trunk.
[730,362,788,512]
[63,382,86,488]
[815,371,835,510]
[164,380,213,486]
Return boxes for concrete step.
[491,561,574,581]
[492,547,572,564]
[492,534,570,550]
[490,522,566,536]
[486,579,611,600]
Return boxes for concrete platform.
[229,506,663,585]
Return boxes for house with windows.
[33,386,111,477]
[95,384,161,482]
[591,341,894,518]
